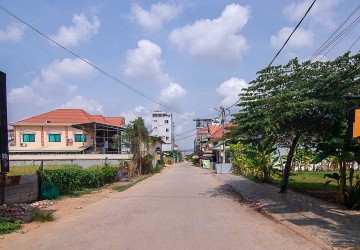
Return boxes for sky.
[0,0,359,151]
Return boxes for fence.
[9,154,132,168]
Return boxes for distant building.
[10,109,125,154]
[150,110,175,152]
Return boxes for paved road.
[1,162,320,250]
[217,173,360,249]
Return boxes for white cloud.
[160,82,187,104]
[270,26,314,49]
[8,84,45,105]
[9,58,95,108]
[41,58,95,84]
[60,96,103,113]
[124,39,171,85]
[131,3,182,30]
[0,23,24,42]
[283,0,341,27]
[121,106,152,127]
[169,4,250,62]
[216,77,248,108]
[50,14,100,46]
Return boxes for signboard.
[0,71,9,173]
[348,108,360,139]
[202,160,210,169]
[155,147,161,153]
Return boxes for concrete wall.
[9,154,132,168]
[216,163,233,174]
[0,174,38,205]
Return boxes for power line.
[309,3,360,62]
[268,0,317,67]
[319,15,360,61]
[176,133,197,141]
[349,35,360,51]
[175,128,197,137]
[0,5,196,120]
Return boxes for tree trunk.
[339,160,347,205]
[280,134,300,193]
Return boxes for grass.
[273,170,360,190]
[0,217,21,234]
[113,175,151,192]
[8,165,81,176]
[31,210,55,222]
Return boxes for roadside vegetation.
[0,218,21,235]
[31,210,55,222]
[228,52,360,209]
[8,165,75,176]
[1,118,175,234]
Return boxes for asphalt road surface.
[1,162,320,250]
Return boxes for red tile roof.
[15,109,125,127]
[91,115,108,124]
[105,117,125,127]
[209,124,235,139]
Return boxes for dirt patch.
[1,175,152,236]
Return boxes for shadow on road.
[221,176,360,249]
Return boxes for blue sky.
[0,0,359,150]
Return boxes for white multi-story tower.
[150,110,175,152]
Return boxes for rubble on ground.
[0,200,54,222]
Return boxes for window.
[23,134,35,142]
[75,134,87,142]
[166,137,169,140]
[166,128,169,132]
[153,120,157,123]
[165,120,169,123]
[49,134,61,142]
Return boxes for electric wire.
[224,3,360,120]
[0,5,196,120]
[268,0,317,67]
[349,35,360,51]
[309,3,360,62]
[318,16,360,61]
[176,133,197,141]
[175,128,197,137]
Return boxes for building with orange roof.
[10,109,125,154]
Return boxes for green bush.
[31,210,55,222]
[142,154,154,174]
[157,158,165,165]
[41,166,118,195]
[349,180,360,210]
[0,217,21,234]
[166,158,174,165]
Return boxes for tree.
[230,52,360,193]
[122,117,149,176]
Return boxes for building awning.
[71,122,124,132]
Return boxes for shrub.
[142,154,154,174]
[31,210,55,222]
[0,217,21,234]
[166,158,174,165]
[41,166,118,196]
[349,180,360,210]
[157,158,164,165]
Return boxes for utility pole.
[215,106,229,164]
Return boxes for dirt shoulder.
[1,174,152,237]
